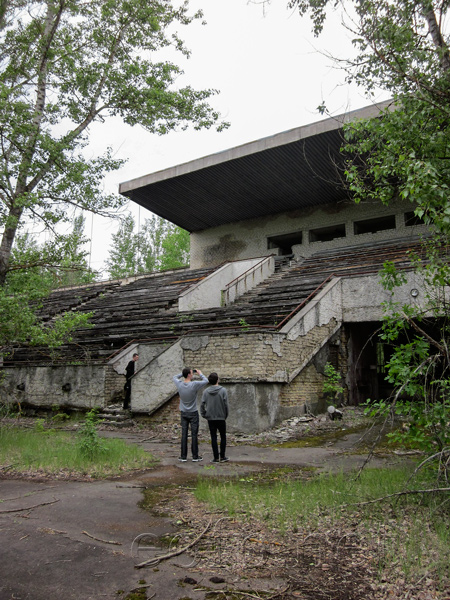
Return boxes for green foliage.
[343,100,450,238]
[106,214,189,278]
[239,318,250,331]
[0,402,14,418]
[287,1,450,237]
[0,217,96,357]
[370,254,450,474]
[77,409,106,459]
[196,466,438,526]
[159,226,190,270]
[177,313,194,323]
[389,399,450,452]
[33,418,46,433]
[286,0,450,479]
[379,260,408,292]
[0,0,227,286]
[52,412,70,423]
[0,275,93,357]
[322,362,344,399]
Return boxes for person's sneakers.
[192,456,203,462]
[220,457,230,462]
[178,457,187,462]
[210,458,220,463]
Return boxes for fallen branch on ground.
[82,531,122,545]
[345,487,450,506]
[0,499,59,513]
[135,518,212,569]
[116,484,147,489]
[204,588,290,600]
[138,435,158,442]
[1,487,55,501]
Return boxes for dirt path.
[0,420,416,600]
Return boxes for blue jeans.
[180,411,200,459]
[208,419,227,460]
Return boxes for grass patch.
[195,465,450,586]
[0,425,157,478]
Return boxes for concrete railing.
[222,255,275,306]
[128,339,184,414]
[178,256,274,311]
[280,278,343,340]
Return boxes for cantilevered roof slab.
[119,102,390,233]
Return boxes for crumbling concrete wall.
[179,325,337,383]
[0,364,110,410]
[223,382,282,433]
[190,197,428,268]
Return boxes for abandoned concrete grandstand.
[0,104,436,432]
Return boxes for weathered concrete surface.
[109,342,166,378]
[131,340,183,413]
[0,364,107,409]
[0,431,409,600]
[221,382,282,433]
[178,256,273,310]
[0,479,160,600]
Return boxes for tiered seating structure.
[8,238,436,365]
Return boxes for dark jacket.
[200,385,228,421]
[125,360,135,380]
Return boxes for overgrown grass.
[197,468,421,525]
[195,466,450,586]
[0,425,157,478]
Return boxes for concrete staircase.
[232,258,297,305]
[97,405,134,428]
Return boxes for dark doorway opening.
[347,317,444,405]
[268,231,302,256]
[346,322,393,405]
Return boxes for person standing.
[200,372,229,463]
[172,368,208,462]
[123,352,139,410]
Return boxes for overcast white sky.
[84,0,381,276]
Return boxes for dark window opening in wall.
[354,215,396,235]
[309,224,346,243]
[405,211,426,227]
[267,231,302,255]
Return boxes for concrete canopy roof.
[119,102,390,233]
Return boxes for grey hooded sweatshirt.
[200,385,229,421]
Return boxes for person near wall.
[200,372,229,463]
[172,367,208,462]
[123,352,139,410]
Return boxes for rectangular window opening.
[309,224,346,243]
[354,215,396,235]
[405,211,426,227]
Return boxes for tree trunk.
[0,204,24,286]
[0,2,62,286]
[422,6,450,73]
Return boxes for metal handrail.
[223,255,274,305]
